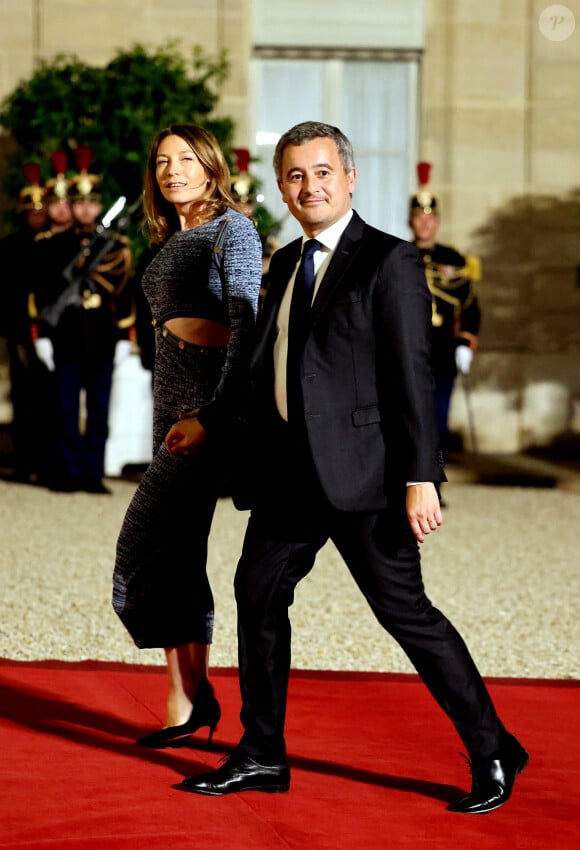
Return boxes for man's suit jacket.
[237,211,446,513]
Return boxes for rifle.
[40,196,141,328]
[460,372,478,454]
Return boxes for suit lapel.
[310,212,365,321]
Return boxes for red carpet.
[0,660,577,849]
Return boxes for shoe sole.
[176,782,290,796]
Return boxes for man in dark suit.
[169,122,528,814]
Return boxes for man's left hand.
[406,483,443,543]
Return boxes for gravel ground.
[1,470,579,679]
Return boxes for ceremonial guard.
[408,163,481,460]
[30,147,134,493]
[0,164,60,483]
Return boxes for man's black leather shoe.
[176,750,290,796]
[448,731,529,814]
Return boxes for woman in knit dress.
[113,125,262,747]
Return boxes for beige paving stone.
[1,476,578,680]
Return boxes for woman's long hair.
[143,124,243,244]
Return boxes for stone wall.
[423,0,580,451]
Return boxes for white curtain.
[251,57,418,246]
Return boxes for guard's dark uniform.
[417,243,481,385]
[0,228,60,483]
[31,224,133,491]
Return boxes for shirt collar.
[302,209,353,253]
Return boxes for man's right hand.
[34,338,55,371]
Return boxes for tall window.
[250,53,419,246]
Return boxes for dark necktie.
[286,238,321,421]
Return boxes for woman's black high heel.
[138,677,221,748]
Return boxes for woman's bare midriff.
[164,316,231,347]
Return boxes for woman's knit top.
[142,209,263,430]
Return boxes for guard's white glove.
[114,339,134,365]
[455,345,473,375]
[34,337,55,372]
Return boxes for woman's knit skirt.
[112,327,227,649]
